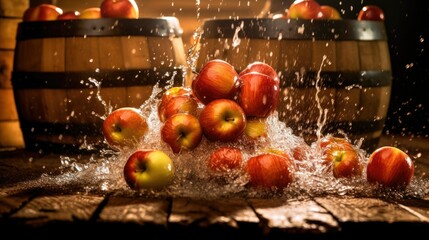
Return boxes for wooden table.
[1,135,428,239]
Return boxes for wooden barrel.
[197,18,392,151]
[12,17,186,152]
[0,0,27,149]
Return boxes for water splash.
[315,55,328,141]
[5,83,428,200]
[232,21,244,48]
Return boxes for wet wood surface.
[1,135,429,239]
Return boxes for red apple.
[367,146,414,189]
[244,117,268,140]
[158,95,199,123]
[23,4,63,21]
[123,149,174,190]
[158,87,193,110]
[237,72,280,118]
[199,99,246,142]
[291,143,311,161]
[239,61,279,82]
[161,113,203,153]
[286,0,323,20]
[318,135,354,151]
[100,0,139,19]
[357,5,385,21]
[192,59,240,105]
[246,153,294,190]
[207,146,243,173]
[102,107,148,150]
[323,143,362,178]
[320,5,342,20]
[79,8,102,19]
[57,11,80,20]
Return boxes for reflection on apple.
[124,149,174,190]
[239,61,279,82]
[367,146,414,189]
[238,72,279,118]
[57,11,80,20]
[192,59,240,105]
[357,5,385,21]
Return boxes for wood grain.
[98,196,169,225]
[314,196,420,223]
[11,194,104,225]
[249,198,339,234]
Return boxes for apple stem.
[113,124,122,133]
[176,132,185,142]
[225,117,235,122]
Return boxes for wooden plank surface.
[0,191,33,217]
[314,196,420,223]
[249,198,339,235]
[98,196,170,225]
[0,135,428,238]
[169,197,260,238]
[10,194,104,224]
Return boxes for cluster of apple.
[23,0,138,21]
[102,59,415,193]
[274,0,384,21]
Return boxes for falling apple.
[158,87,194,113]
[161,113,203,154]
[318,135,354,151]
[237,72,279,118]
[207,146,243,174]
[192,59,240,105]
[102,107,148,150]
[123,149,174,190]
[291,143,311,161]
[246,153,294,190]
[157,95,199,123]
[323,144,362,178]
[199,99,247,142]
[366,146,414,189]
[239,61,279,82]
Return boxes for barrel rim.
[16,17,183,40]
[201,18,387,40]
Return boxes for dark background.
[274,0,429,137]
[313,0,429,138]
[272,0,429,137]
